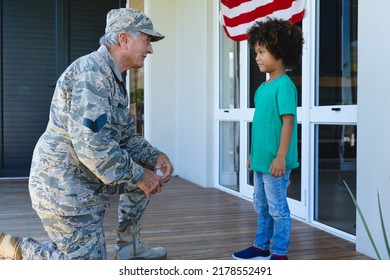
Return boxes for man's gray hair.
[99,30,141,48]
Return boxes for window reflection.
[220,31,240,109]
[315,125,357,235]
[219,121,240,191]
[129,0,145,134]
[288,124,302,201]
[247,122,253,185]
[129,70,144,134]
[318,0,358,106]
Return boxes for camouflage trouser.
[20,210,106,260]
[19,187,149,259]
[118,186,150,228]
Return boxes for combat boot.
[0,232,22,260]
[113,222,167,260]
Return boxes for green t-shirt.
[250,74,299,173]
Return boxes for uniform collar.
[97,45,123,83]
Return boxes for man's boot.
[113,222,167,260]
[0,232,22,260]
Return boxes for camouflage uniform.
[23,44,160,260]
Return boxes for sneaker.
[270,254,288,260]
[113,222,167,260]
[0,232,22,260]
[232,246,271,260]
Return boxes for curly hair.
[247,17,304,69]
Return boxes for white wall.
[146,0,216,187]
[144,0,177,173]
[357,0,390,259]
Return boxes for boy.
[232,18,303,260]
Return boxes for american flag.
[221,0,306,41]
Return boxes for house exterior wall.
[357,0,390,259]
[146,0,216,187]
[143,0,177,177]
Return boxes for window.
[128,0,145,134]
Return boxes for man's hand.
[138,169,162,198]
[155,153,174,186]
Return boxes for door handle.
[331,107,341,111]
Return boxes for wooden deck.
[0,176,371,260]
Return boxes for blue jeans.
[253,170,292,256]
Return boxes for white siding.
[357,0,390,259]
[146,0,216,187]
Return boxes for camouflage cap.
[105,8,165,42]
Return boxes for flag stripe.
[225,0,305,33]
[221,0,253,10]
[223,0,297,26]
[221,0,274,18]
[221,0,305,41]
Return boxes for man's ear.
[118,33,128,47]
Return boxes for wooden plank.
[0,177,371,260]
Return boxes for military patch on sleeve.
[83,113,107,132]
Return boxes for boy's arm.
[269,114,294,176]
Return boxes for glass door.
[217,18,306,219]
[217,0,358,237]
[217,27,241,194]
[311,0,358,237]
